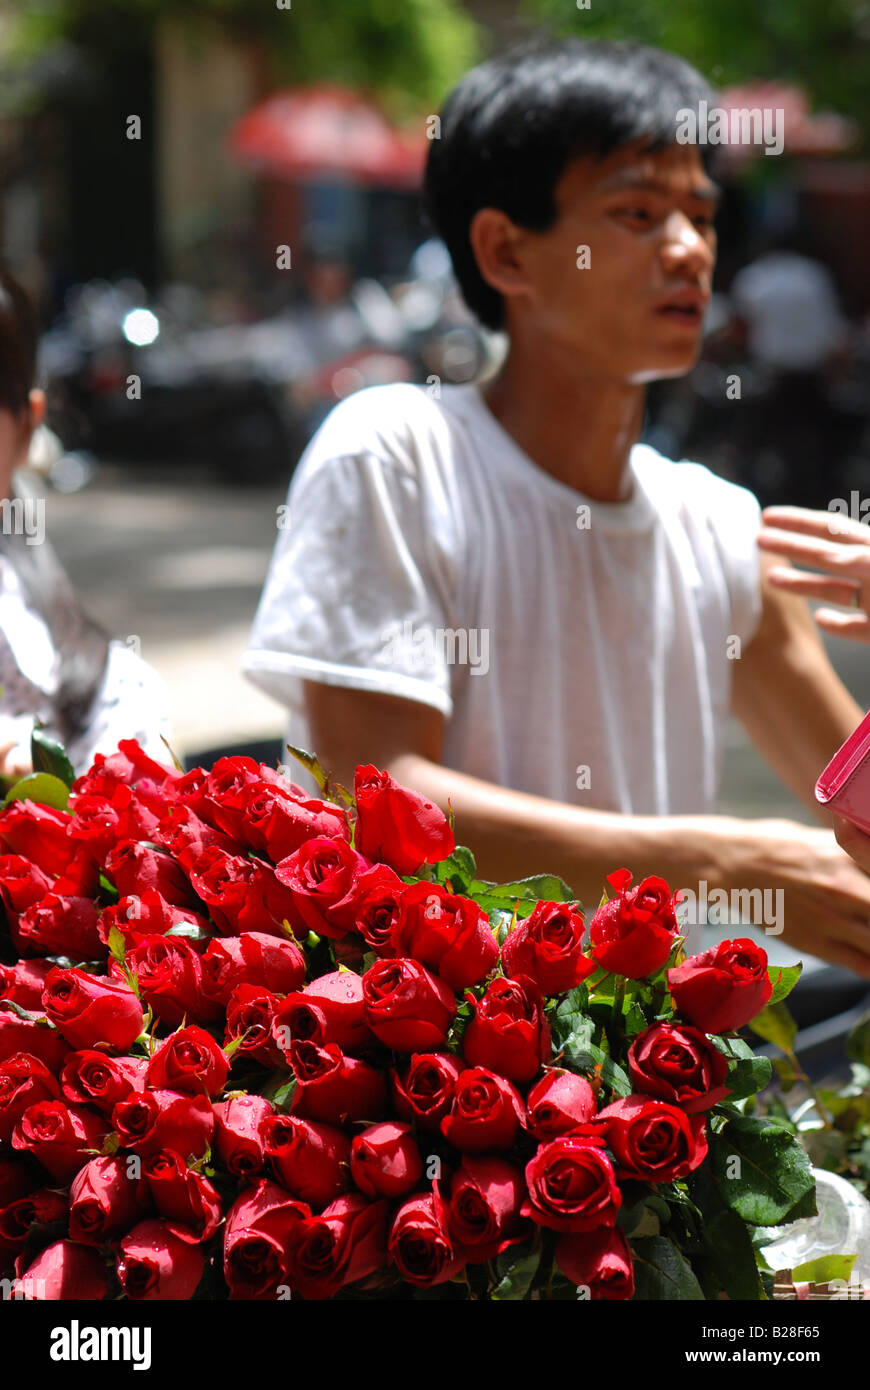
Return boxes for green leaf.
[688,1166,764,1300]
[846,1012,870,1068]
[270,1076,297,1111]
[767,963,802,1006]
[490,1239,541,1300]
[710,1113,816,1226]
[791,1253,857,1284]
[772,1056,798,1092]
[107,925,126,965]
[711,1036,772,1102]
[618,1199,661,1239]
[3,772,70,811]
[30,727,76,789]
[471,873,576,906]
[435,846,477,891]
[284,743,329,794]
[747,1002,798,1054]
[224,1031,251,1062]
[630,1237,705,1300]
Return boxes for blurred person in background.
[0,268,171,778]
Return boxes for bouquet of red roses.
[0,734,813,1300]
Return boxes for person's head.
[424,37,720,382]
[0,269,45,493]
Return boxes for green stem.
[786,1049,834,1131]
[612,975,627,1029]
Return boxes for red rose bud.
[350,1122,423,1199]
[61,1051,146,1115]
[17,894,103,960]
[201,932,305,1006]
[16,1239,107,1300]
[354,764,454,875]
[328,863,407,954]
[243,783,349,862]
[287,1193,389,1301]
[628,1023,730,1113]
[117,1218,205,1300]
[0,854,53,931]
[225,984,282,1066]
[462,975,550,1083]
[388,1190,463,1288]
[0,800,74,877]
[213,1095,273,1178]
[555,1226,635,1300]
[120,936,221,1028]
[289,1040,387,1125]
[273,970,372,1057]
[525,1071,598,1141]
[667,937,772,1034]
[262,1113,351,1208]
[67,793,124,865]
[197,755,268,838]
[146,1026,228,1098]
[11,1100,106,1182]
[153,802,246,871]
[235,860,304,939]
[501,901,595,996]
[274,837,369,939]
[594,1096,708,1183]
[523,1138,621,1233]
[99,889,211,954]
[440,1067,525,1154]
[392,1052,464,1132]
[0,959,54,1010]
[223,1178,310,1301]
[51,846,100,899]
[142,1149,222,1243]
[447,1155,525,1262]
[398,882,498,989]
[105,838,198,911]
[0,1053,61,1141]
[186,846,259,936]
[362,958,456,1052]
[112,1089,214,1160]
[589,869,679,979]
[0,1012,70,1071]
[76,739,181,810]
[0,1187,68,1249]
[42,967,144,1052]
[69,1156,146,1245]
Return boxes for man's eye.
[616,207,652,222]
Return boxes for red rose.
[501,901,595,996]
[328,863,407,953]
[667,938,772,1034]
[225,984,282,1067]
[153,802,245,872]
[392,1052,464,1132]
[15,1239,107,1300]
[69,1156,145,1244]
[362,958,456,1052]
[588,869,679,979]
[287,1193,389,1300]
[525,1071,596,1141]
[61,1051,146,1115]
[447,1155,525,1262]
[0,1187,67,1250]
[117,1218,205,1300]
[350,1122,423,1199]
[398,881,498,989]
[0,959,54,1010]
[0,854,53,932]
[237,861,304,939]
[289,1040,387,1126]
[555,1227,635,1300]
[112,1089,214,1160]
[141,1149,222,1243]
[69,793,136,866]
[120,936,221,1028]
[261,1113,351,1208]
[0,1011,70,1072]
[0,800,74,877]
[0,1053,61,1141]
[52,847,100,898]
[388,1191,463,1287]
[593,1095,708,1183]
[201,932,305,1006]
[523,1138,621,1233]
[242,783,349,862]
[42,967,144,1052]
[462,975,550,1083]
[274,838,369,939]
[213,1095,273,1178]
[12,1100,106,1181]
[186,847,259,936]
[440,1067,525,1154]
[628,1023,730,1113]
[99,889,211,953]
[272,970,372,1057]
[354,764,454,875]
[197,755,268,839]
[74,739,180,812]
[146,1026,228,1098]
[16,894,103,960]
[105,839,197,910]
[223,1178,310,1300]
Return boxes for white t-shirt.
[244,382,763,815]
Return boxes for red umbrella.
[227,84,426,189]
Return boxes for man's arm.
[731,551,864,824]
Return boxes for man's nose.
[660,212,714,274]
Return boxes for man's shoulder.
[299,382,456,480]
[632,442,761,525]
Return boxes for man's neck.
[482,340,646,503]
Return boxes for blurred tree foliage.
[526,0,870,134]
[8,0,480,117]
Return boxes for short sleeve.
[696,469,764,647]
[243,445,458,721]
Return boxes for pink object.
[816,708,870,834]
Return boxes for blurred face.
[0,393,43,498]
[509,139,719,382]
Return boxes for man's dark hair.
[423,37,715,331]
[0,268,37,414]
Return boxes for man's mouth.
[653,290,709,326]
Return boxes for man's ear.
[469,207,534,310]
[28,389,46,431]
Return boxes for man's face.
[515,139,719,382]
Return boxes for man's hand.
[0,737,32,783]
[759,505,870,643]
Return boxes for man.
[245,38,870,977]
